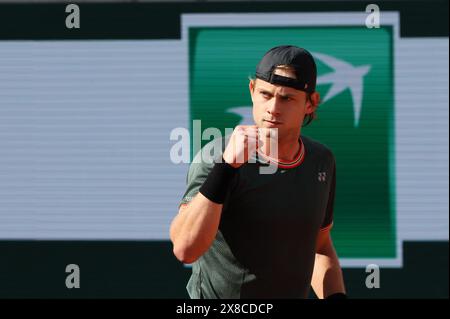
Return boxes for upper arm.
[178,203,189,214]
[320,154,336,230]
[316,226,332,254]
[180,156,214,206]
[316,154,336,254]
[179,138,225,206]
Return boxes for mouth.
[263,119,283,125]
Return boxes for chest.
[224,160,332,230]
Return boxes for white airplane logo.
[313,52,371,127]
[227,53,371,128]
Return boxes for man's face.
[249,70,318,140]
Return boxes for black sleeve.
[321,158,336,230]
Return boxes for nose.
[266,96,282,116]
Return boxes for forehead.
[254,79,305,97]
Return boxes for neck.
[260,130,301,162]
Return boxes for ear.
[249,79,255,102]
[305,91,320,114]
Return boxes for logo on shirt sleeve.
[318,172,327,182]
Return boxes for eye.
[260,91,271,98]
[281,96,292,102]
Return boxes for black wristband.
[199,159,238,204]
[325,292,347,299]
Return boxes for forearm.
[311,239,346,299]
[170,192,223,263]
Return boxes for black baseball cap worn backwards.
[255,45,317,94]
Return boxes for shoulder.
[301,135,335,165]
[191,135,228,165]
[188,135,229,178]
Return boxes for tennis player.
[170,45,346,299]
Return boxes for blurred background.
[0,0,448,298]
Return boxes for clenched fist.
[222,125,264,168]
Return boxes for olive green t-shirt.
[180,135,336,299]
